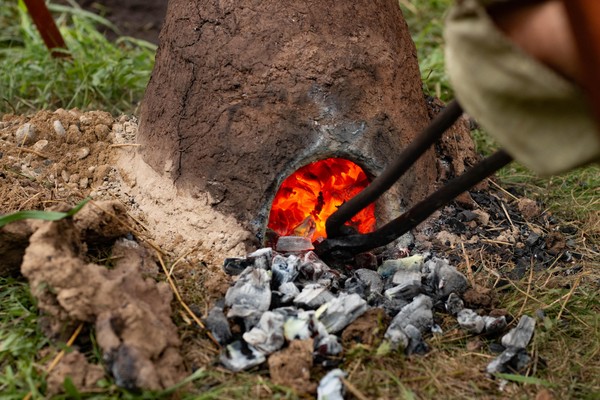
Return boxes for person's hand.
[489,0,582,85]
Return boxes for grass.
[0,0,156,116]
[0,0,598,398]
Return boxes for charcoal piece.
[378,255,424,279]
[458,210,478,222]
[404,324,429,355]
[445,292,464,316]
[203,305,232,345]
[248,247,274,270]
[525,232,541,247]
[223,257,253,275]
[242,311,285,354]
[317,293,369,334]
[457,309,485,334]
[283,310,327,341]
[387,294,433,334]
[484,315,507,335]
[299,251,343,285]
[423,257,469,299]
[501,315,536,349]
[278,282,300,304]
[317,369,346,400]
[488,342,506,354]
[271,254,300,287]
[315,334,343,356]
[381,296,409,316]
[486,347,532,374]
[294,284,335,309]
[276,236,314,252]
[355,269,384,294]
[384,323,409,350]
[345,269,384,301]
[384,279,422,301]
[225,267,271,324]
[220,340,266,372]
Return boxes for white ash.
[317,369,346,400]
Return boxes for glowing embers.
[268,158,376,241]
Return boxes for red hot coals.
[268,158,376,241]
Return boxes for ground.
[0,1,598,399]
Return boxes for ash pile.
[206,236,536,397]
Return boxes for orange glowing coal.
[267,158,376,241]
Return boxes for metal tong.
[314,100,513,260]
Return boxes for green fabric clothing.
[444,0,600,175]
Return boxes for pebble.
[15,123,36,145]
[77,147,90,160]
[79,177,89,189]
[53,120,66,136]
[79,115,93,125]
[32,139,49,152]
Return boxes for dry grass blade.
[155,251,221,348]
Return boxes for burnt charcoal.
[381,296,410,317]
[384,323,409,350]
[317,293,369,334]
[404,324,429,355]
[344,276,366,297]
[317,369,346,400]
[445,292,464,316]
[423,257,469,299]
[486,347,532,374]
[248,247,273,270]
[484,315,508,335]
[315,334,343,356]
[220,340,266,372]
[489,342,506,354]
[223,257,253,275]
[203,305,232,345]
[242,311,286,354]
[225,267,271,326]
[354,252,378,270]
[271,254,300,287]
[501,315,536,349]
[386,294,434,335]
[525,232,541,247]
[384,280,422,301]
[378,255,424,280]
[283,309,327,341]
[355,269,384,295]
[276,236,314,252]
[457,309,485,334]
[277,281,300,304]
[294,284,335,309]
[457,210,478,223]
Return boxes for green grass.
[0,0,156,116]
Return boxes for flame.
[268,158,376,241]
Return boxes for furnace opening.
[267,158,376,242]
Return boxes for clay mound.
[21,200,186,391]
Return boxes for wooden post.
[23,0,68,58]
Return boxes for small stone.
[77,147,90,160]
[53,120,66,136]
[79,115,93,125]
[94,124,110,139]
[61,170,70,183]
[79,177,89,189]
[15,123,36,145]
[31,140,49,152]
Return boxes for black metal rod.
[326,99,464,238]
[315,149,513,259]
